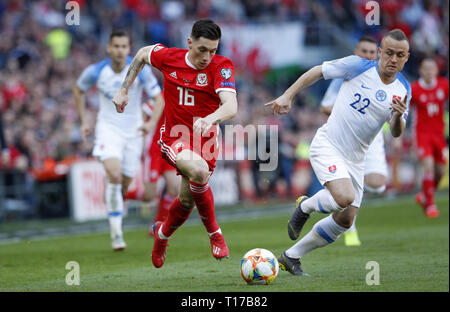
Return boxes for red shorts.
[158,125,218,175]
[144,141,176,184]
[415,133,448,165]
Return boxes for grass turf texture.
[0,194,448,292]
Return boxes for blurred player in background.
[266,29,410,276]
[0,110,8,164]
[73,30,163,251]
[411,57,449,218]
[141,98,180,236]
[320,36,387,247]
[113,20,238,268]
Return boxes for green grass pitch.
[0,193,448,292]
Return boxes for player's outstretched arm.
[389,96,407,137]
[112,45,155,113]
[193,91,237,136]
[265,65,323,115]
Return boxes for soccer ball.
[240,248,279,285]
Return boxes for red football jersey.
[148,44,236,147]
[411,77,449,135]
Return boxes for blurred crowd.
[0,0,448,197]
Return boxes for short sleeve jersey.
[411,77,449,135]
[321,55,411,162]
[148,44,236,144]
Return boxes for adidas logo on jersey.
[170,71,177,79]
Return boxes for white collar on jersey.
[418,77,437,90]
[185,51,199,70]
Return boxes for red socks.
[422,174,435,207]
[161,197,193,238]
[154,193,176,223]
[189,181,219,234]
[159,181,219,238]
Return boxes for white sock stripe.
[190,187,209,193]
[190,183,209,190]
[190,184,209,193]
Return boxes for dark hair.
[109,30,130,43]
[191,19,221,41]
[358,35,377,45]
[382,29,409,44]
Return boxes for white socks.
[106,183,124,238]
[300,189,345,214]
[286,215,348,259]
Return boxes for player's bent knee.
[334,194,354,209]
[108,172,122,184]
[189,166,210,184]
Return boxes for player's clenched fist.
[391,95,407,116]
[80,122,92,143]
[264,93,292,115]
[112,88,128,113]
[193,117,213,136]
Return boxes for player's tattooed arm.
[265,65,323,115]
[113,45,154,113]
[121,58,144,91]
[121,46,154,90]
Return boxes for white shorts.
[309,126,364,208]
[92,123,143,178]
[364,131,388,177]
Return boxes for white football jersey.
[77,56,161,137]
[321,55,410,162]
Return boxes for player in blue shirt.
[74,30,162,251]
[265,29,410,276]
[320,36,388,247]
